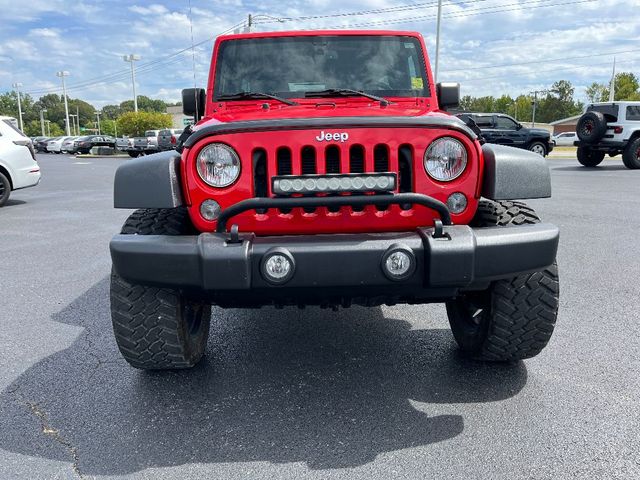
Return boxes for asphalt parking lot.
[1,153,639,480]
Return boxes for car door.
[473,116,500,143]
[493,115,524,146]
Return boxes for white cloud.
[0,0,638,107]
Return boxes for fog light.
[447,192,467,214]
[200,199,221,221]
[261,249,295,284]
[381,245,416,281]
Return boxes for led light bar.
[272,173,397,195]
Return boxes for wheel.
[577,146,605,167]
[0,172,11,207]
[622,137,640,169]
[127,151,139,158]
[528,141,547,156]
[576,111,607,143]
[446,200,559,362]
[110,208,211,370]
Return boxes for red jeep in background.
[110,30,559,370]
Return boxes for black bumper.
[110,223,559,304]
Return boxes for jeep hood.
[196,99,440,130]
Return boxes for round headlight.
[196,143,241,187]
[424,137,467,181]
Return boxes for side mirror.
[516,123,523,130]
[182,88,205,120]
[436,82,460,110]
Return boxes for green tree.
[585,82,608,103]
[119,95,168,114]
[116,111,172,136]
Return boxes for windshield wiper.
[305,88,391,106]
[217,91,298,106]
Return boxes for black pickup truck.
[456,113,554,157]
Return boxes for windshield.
[214,35,430,100]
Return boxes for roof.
[218,30,422,41]
[549,115,582,125]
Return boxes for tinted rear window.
[627,106,640,121]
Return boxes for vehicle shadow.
[552,165,629,172]
[0,278,527,476]
[1,199,27,207]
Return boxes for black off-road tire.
[110,208,211,370]
[0,172,11,207]
[576,111,607,143]
[127,151,139,158]
[528,141,547,156]
[446,200,559,361]
[577,146,605,167]
[622,137,640,169]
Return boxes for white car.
[61,136,79,153]
[47,136,73,153]
[552,131,578,146]
[0,115,41,206]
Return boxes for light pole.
[95,111,101,135]
[12,82,24,131]
[56,71,71,136]
[434,0,443,83]
[39,108,47,136]
[45,120,51,136]
[123,54,141,112]
[69,114,78,135]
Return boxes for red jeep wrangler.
[110,30,559,370]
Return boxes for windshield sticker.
[411,77,424,89]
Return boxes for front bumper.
[110,223,559,305]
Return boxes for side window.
[626,106,640,121]
[473,116,494,128]
[494,116,517,130]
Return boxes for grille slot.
[301,146,317,174]
[325,145,341,173]
[374,144,389,172]
[349,145,365,173]
[398,144,414,210]
[252,149,268,214]
[277,147,292,175]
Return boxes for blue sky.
[0,0,638,108]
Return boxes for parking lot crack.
[18,397,84,479]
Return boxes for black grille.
[374,144,389,172]
[349,145,365,173]
[325,146,341,173]
[277,147,292,175]
[301,146,316,174]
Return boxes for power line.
[317,0,598,29]
[252,0,494,24]
[442,48,640,73]
[23,21,245,96]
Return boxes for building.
[166,105,194,129]
[549,115,581,135]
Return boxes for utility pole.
[39,108,47,136]
[76,105,80,134]
[69,114,78,135]
[434,0,443,83]
[12,82,24,131]
[246,14,253,33]
[123,54,141,112]
[529,90,549,128]
[609,57,616,102]
[56,71,71,136]
[95,111,101,135]
[45,120,51,136]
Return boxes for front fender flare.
[481,144,551,200]
[114,151,183,209]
